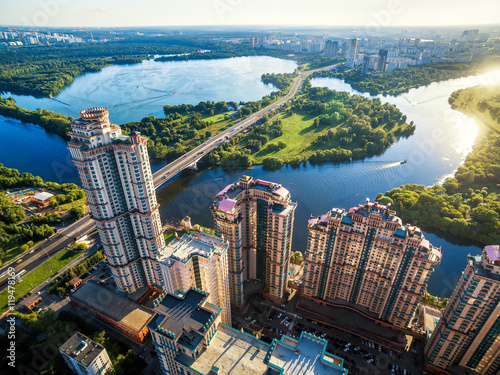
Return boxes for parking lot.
[236,293,429,375]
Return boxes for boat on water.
[400,159,408,165]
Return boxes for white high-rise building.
[158,231,232,325]
[68,107,165,295]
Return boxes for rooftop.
[217,198,238,213]
[470,254,500,282]
[188,324,270,375]
[21,294,42,309]
[59,332,105,367]
[422,306,441,340]
[153,288,215,338]
[69,277,81,286]
[33,192,54,201]
[158,232,227,264]
[485,245,500,262]
[271,201,297,217]
[268,333,346,375]
[70,282,155,333]
[350,201,400,223]
[214,176,293,211]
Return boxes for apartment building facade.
[68,107,165,295]
[425,246,500,374]
[302,200,442,328]
[158,231,231,325]
[211,175,296,307]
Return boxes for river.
[1,56,298,124]
[2,58,500,297]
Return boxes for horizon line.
[1,23,500,30]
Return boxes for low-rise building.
[69,277,83,289]
[21,294,42,311]
[70,281,155,343]
[59,332,114,375]
[31,191,54,207]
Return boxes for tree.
[443,177,459,194]
[262,157,283,170]
[70,206,85,220]
[290,251,303,265]
[71,243,88,251]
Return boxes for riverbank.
[316,60,500,96]
[230,85,414,168]
[0,97,71,138]
[377,84,500,246]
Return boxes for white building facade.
[59,332,114,375]
[68,107,165,295]
[158,232,232,325]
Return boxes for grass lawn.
[184,111,236,147]
[0,248,82,313]
[58,197,86,211]
[164,231,177,245]
[243,110,412,163]
[452,84,500,133]
[248,112,333,162]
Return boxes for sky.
[0,0,499,28]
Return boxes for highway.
[0,64,337,293]
[0,215,97,292]
[152,64,338,188]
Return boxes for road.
[0,215,96,292]
[152,64,338,188]
[0,64,337,293]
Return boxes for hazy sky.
[1,0,498,28]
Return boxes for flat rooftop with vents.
[267,333,347,375]
[154,289,214,336]
[59,332,105,367]
[158,232,227,264]
[70,281,155,342]
[187,324,271,375]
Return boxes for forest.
[0,164,85,266]
[261,72,297,91]
[208,84,415,169]
[0,40,205,97]
[316,60,500,96]
[376,84,500,245]
[0,309,144,375]
[0,97,71,137]
[0,37,288,98]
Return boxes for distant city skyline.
[1,0,499,28]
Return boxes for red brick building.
[70,281,155,343]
